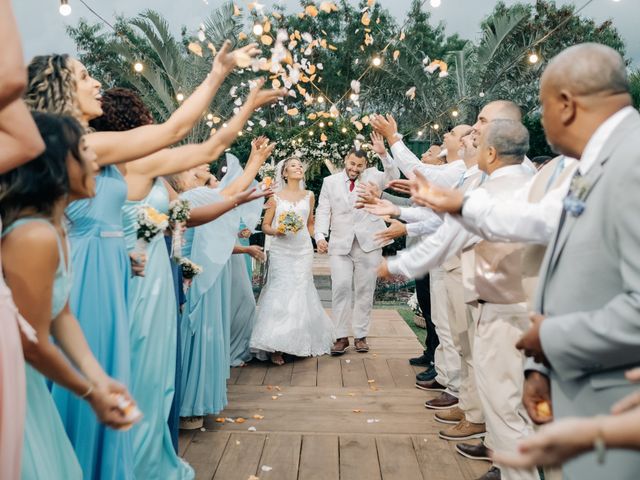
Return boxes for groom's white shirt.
[315,157,400,255]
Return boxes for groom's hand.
[377,258,392,279]
[317,239,329,254]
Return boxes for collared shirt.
[388,141,466,187]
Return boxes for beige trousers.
[474,302,539,480]
[431,267,461,395]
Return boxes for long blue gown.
[3,218,82,480]
[228,253,257,367]
[52,165,135,480]
[178,188,237,417]
[122,180,194,479]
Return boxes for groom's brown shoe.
[331,337,350,356]
[354,337,369,353]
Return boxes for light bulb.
[341,127,347,133]
[176,92,185,102]
[308,131,314,136]
[59,0,72,16]
[479,92,485,98]
[528,53,540,64]
[317,96,325,104]
[222,122,228,128]
[451,110,459,118]
[430,0,442,7]
[206,113,213,120]
[433,123,440,130]
[253,23,264,36]
[417,131,423,136]
[319,122,325,128]
[133,62,144,73]
[238,131,243,136]
[372,56,382,67]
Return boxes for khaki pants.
[474,302,539,480]
[431,267,461,395]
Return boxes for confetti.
[261,466,273,472]
[330,395,337,400]
[353,409,362,413]
[271,395,279,400]
[406,86,416,100]
[253,414,265,420]
[235,418,246,424]
[319,1,338,13]
[305,5,319,17]
[393,50,400,61]
[233,4,241,16]
[248,426,257,432]
[188,42,203,57]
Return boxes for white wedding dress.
[250,192,335,359]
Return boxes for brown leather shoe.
[438,419,486,441]
[424,392,458,410]
[434,406,465,425]
[475,467,501,479]
[330,337,350,356]
[455,442,492,462]
[415,379,446,392]
[354,337,369,353]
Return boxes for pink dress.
[0,217,27,480]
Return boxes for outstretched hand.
[212,41,260,76]
[370,114,399,143]
[375,219,407,243]
[245,79,287,110]
[409,170,465,212]
[234,187,273,206]
[386,179,415,195]
[247,137,276,167]
[362,198,400,218]
[355,182,382,208]
[370,131,387,156]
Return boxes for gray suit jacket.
[533,109,640,479]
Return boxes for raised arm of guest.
[25,41,260,166]
[0,0,27,109]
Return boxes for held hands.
[316,238,329,254]
[129,252,146,277]
[211,41,260,77]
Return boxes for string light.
[59,0,72,16]
[528,52,540,64]
[238,131,244,136]
[432,123,440,130]
[253,23,264,36]
[308,130,314,136]
[430,0,442,7]
[341,127,347,133]
[451,110,459,118]
[222,122,228,128]
[372,56,382,67]
[317,96,325,104]
[206,113,214,120]
[319,122,325,128]
[417,130,423,137]
[176,92,185,102]
[133,62,144,73]
[479,92,486,98]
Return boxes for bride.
[250,157,335,365]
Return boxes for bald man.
[516,43,640,480]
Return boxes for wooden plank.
[262,361,294,387]
[212,433,265,480]
[453,440,491,479]
[184,431,230,467]
[376,436,424,480]
[235,362,268,386]
[256,433,302,480]
[228,366,242,384]
[412,435,465,480]
[341,358,369,388]
[298,435,339,480]
[179,430,195,457]
[317,354,342,387]
[387,358,418,388]
[339,435,382,480]
[191,462,217,480]
[363,358,395,388]
[290,357,318,387]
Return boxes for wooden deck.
[178,309,490,480]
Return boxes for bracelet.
[593,416,606,465]
[80,384,94,399]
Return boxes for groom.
[315,148,400,354]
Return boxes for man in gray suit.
[516,43,640,479]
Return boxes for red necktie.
[349,179,355,192]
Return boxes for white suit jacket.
[315,161,400,255]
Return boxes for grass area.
[397,308,427,348]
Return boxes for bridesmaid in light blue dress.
[122,179,194,480]
[0,112,135,480]
[52,164,136,479]
[3,218,83,480]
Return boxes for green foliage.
[66,0,629,183]
[630,69,640,110]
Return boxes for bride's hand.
[244,245,266,262]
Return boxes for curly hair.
[25,54,81,121]
[89,88,153,132]
[0,112,85,228]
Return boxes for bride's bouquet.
[276,210,304,235]
[258,163,276,190]
[134,205,169,258]
[180,257,203,293]
[168,199,191,260]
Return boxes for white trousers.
[329,238,382,339]
[432,267,461,395]
[474,302,539,480]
